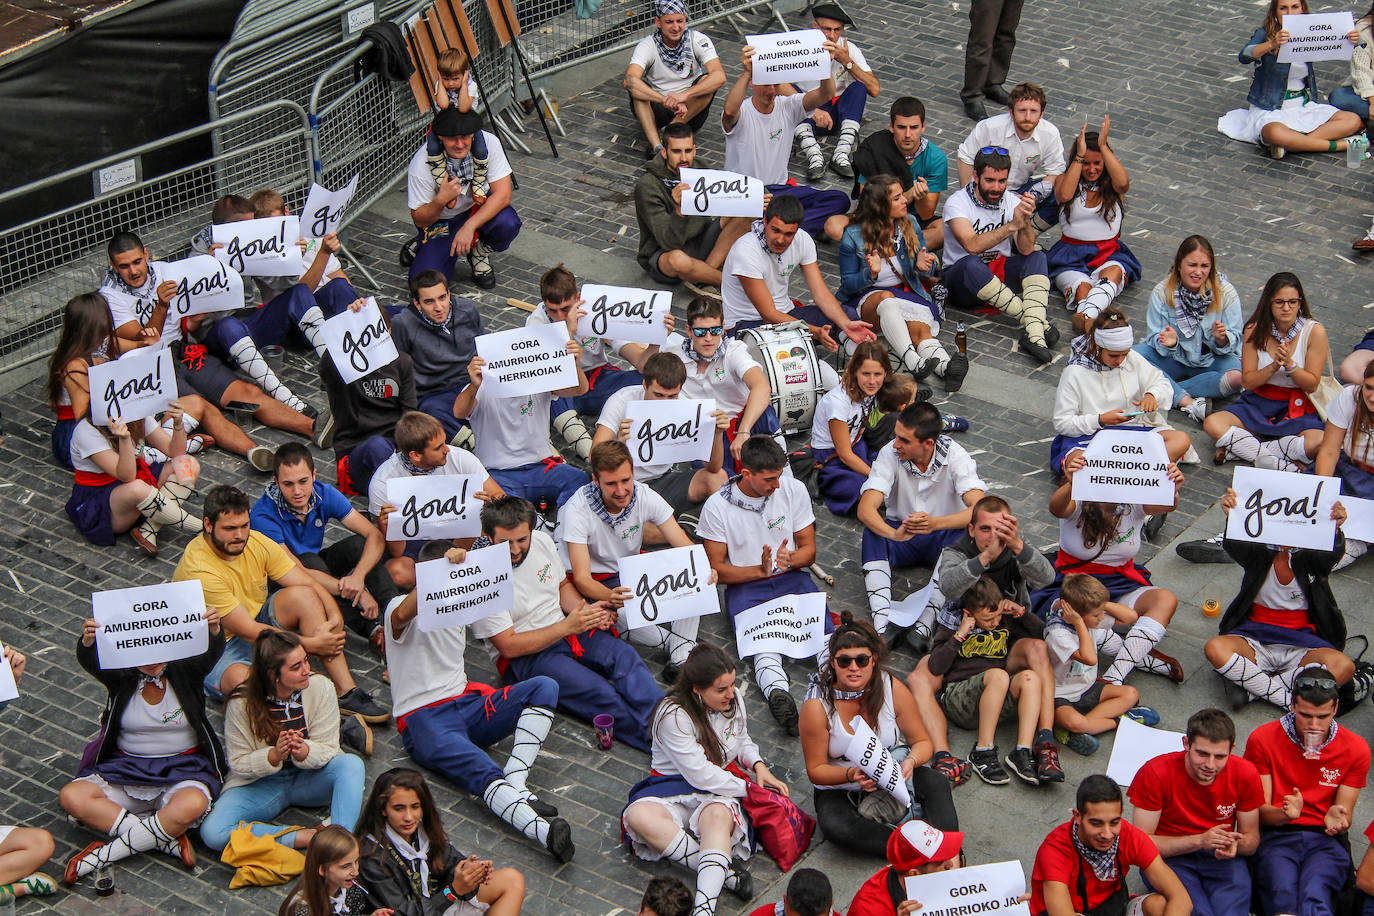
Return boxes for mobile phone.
[226,400,258,413]
[1121,410,1144,418]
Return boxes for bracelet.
[443,886,459,903]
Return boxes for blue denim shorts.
[203,594,282,699]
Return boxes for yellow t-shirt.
[173,532,295,644]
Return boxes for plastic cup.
[262,344,285,371]
[1347,135,1368,169]
[593,714,614,750]
[94,863,115,897]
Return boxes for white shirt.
[481,531,566,660]
[1052,352,1175,438]
[1059,187,1123,242]
[1059,502,1145,567]
[721,228,817,330]
[649,697,762,796]
[724,92,810,186]
[696,476,813,568]
[70,418,158,474]
[596,387,672,480]
[469,387,558,470]
[1255,561,1306,610]
[668,334,761,417]
[860,439,985,520]
[810,385,865,451]
[100,262,181,345]
[561,482,675,575]
[367,447,491,517]
[405,130,513,220]
[815,673,900,791]
[956,112,1067,188]
[795,39,869,94]
[385,601,507,718]
[1328,386,1374,464]
[1045,617,1110,701]
[525,304,629,372]
[629,31,719,94]
[941,185,1021,266]
[117,686,197,757]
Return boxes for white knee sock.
[863,560,893,633]
[227,337,308,412]
[1216,653,1290,706]
[833,120,861,164]
[1102,617,1166,684]
[1216,426,1262,464]
[794,124,823,165]
[297,305,329,358]
[482,777,549,844]
[753,653,789,697]
[876,299,920,373]
[1077,278,1120,321]
[1219,370,1243,397]
[553,410,594,460]
[1258,435,1310,471]
[693,849,732,916]
[624,614,701,665]
[916,337,950,376]
[503,706,553,791]
[75,811,164,877]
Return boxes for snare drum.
[735,321,825,434]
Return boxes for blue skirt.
[1225,390,1323,438]
[1229,619,1332,651]
[1049,424,1155,475]
[1030,568,1154,620]
[815,439,873,516]
[1335,453,1374,499]
[65,461,165,547]
[1046,236,1143,285]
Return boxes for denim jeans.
[1133,343,1242,403]
[199,753,366,850]
[1329,85,1371,120]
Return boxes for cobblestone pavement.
[6,0,1374,911]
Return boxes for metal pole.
[489,0,559,157]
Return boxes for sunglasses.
[691,326,725,338]
[978,146,1009,156]
[1295,673,1337,692]
[834,653,873,669]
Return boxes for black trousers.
[297,534,399,639]
[813,766,958,857]
[961,0,1024,103]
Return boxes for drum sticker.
[784,371,809,385]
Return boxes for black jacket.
[321,351,418,461]
[850,129,916,199]
[76,629,227,781]
[1218,533,1346,648]
[357,836,477,916]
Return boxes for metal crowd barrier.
[0,102,315,373]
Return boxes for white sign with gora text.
[414,543,513,632]
[1225,466,1340,551]
[1070,428,1175,506]
[843,714,913,807]
[1105,716,1186,787]
[300,174,360,240]
[212,215,305,277]
[87,347,177,425]
[904,861,1030,916]
[747,29,829,85]
[162,254,246,317]
[386,474,486,541]
[679,168,765,218]
[1278,12,1356,62]
[92,581,209,670]
[624,398,716,466]
[320,298,400,384]
[475,322,579,397]
[578,284,672,346]
[619,545,718,628]
[888,575,940,628]
[733,592,827,659]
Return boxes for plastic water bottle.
[1347,134,1368,169]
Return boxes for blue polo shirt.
[250,482,355,555]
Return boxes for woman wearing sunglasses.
[798,614,956,856]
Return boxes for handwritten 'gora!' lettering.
[692,174,752,213]
[1243,481,1323,538]
[311,204,342,240]
[400,478,471,539]
[341,312,390,373]
[634,549,700,621]
[103,355,164,420]
[634,402,704,464]
[172,261,232,315]
[589,293,657,336]
[223,222,288,273]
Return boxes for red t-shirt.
[748,905,843,916]
[1030,820,1158,914]
[1243,720,1371,828]
[847,867,901,916]
[1128,750,1265,836]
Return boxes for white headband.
[1094,325,1134,350]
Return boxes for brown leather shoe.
[175,833,197,868]
[1354,235,1374,251]
[1149,648,1186,683]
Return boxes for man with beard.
[562,441,705,682]
[1031,774,1190,916]
[941,146,1057,363]
[1244,670,1371,916]
[956,83,1065,230]
[251,443,397,660]
[173,485,387,724]
[1129,708,1263,916]
[474,496,663,752]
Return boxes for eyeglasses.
[1294,673,1337,692]
[978,146,1009,156]
[691,326,725,338]
[834,653,873,669]
[1271,298,1302,307]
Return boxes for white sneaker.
[1181,399,1207,423]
